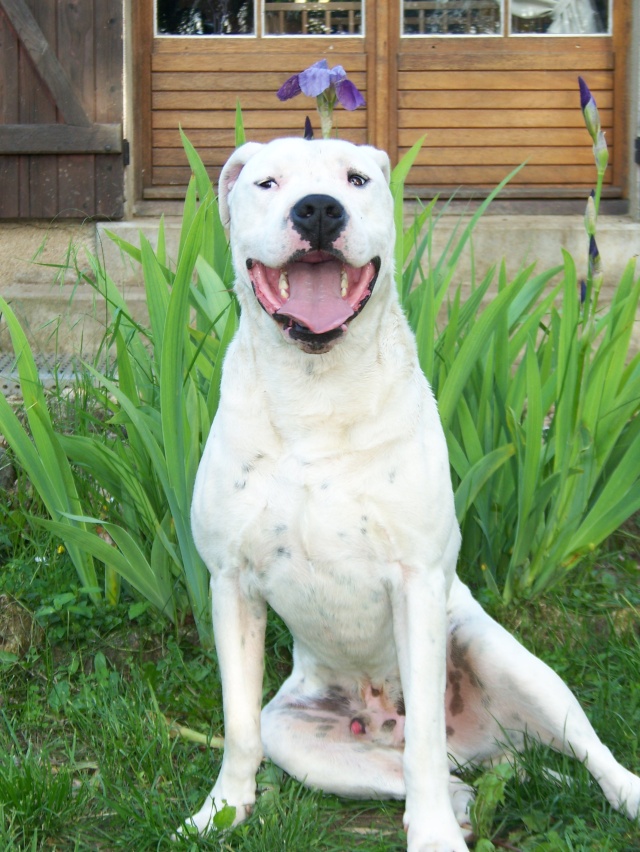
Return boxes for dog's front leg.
[185,571,267,834]
[391,566,469,852]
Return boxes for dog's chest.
[240,447,405,667]
[196,424,413,664]
[243,444,400,578]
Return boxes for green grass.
[0,501,638,851]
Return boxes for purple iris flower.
[588,234,603,289]
[303,116,314,140]
[578,76,600,143]
[277,59,365,111]
[578,76,591,110]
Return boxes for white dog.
[187,137,640,851]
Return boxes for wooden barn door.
[0,0,124,219]
[391,0,630,201]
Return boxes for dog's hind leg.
[446,578,640,820]
[261,687,405,799]
[261,683,475,833]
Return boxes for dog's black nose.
[290,194,347,248]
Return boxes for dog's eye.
[256,178,277,189]
[348,172,369,188]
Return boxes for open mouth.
[246,252,380,347]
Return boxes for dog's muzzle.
[246,252,380,351]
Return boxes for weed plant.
[0,130,237,646]
[400,184,640,601]
[2,124,640,639]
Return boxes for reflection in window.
[511,0,608,33]
[403,0,502,35]
[264,1,363,35]
[156,0,255,35]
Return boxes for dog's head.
[219,138,394,354]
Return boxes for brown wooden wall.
[0,0,123,219]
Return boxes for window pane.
[156,0,255,35]
[264,0,363,35]
[403,0,503,35]
[511,0,609,33]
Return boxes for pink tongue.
[277,260,354,334]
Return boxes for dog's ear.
[360,146,391,185]
[218,142,263,226]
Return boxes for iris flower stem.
[316,90,337,138]
[578,77,609,326]
[593,166,605,219]
[583,157,607,325]
[583,271,594,327]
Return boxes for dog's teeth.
[340,269,348,298]
[279,271,289,300]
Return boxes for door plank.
[398,70,613,91]
[153,71,366,91]
[56,0,94,215]
[95,0,124,217]
[151,109,366,129]
[404,146,605,166]
[18,0,57,217]
[398,47,613,72]
[398,90,613,110]
[153,126,368,148]
[399,127,599,146]
[406,164,606,184]
[0,8,19,215]
[399,109,612,129]
[153,91,318,109]
[152,51,367,73]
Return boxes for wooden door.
[136,0,629,203]
[390,0,629,200]
[134,0,375,201]
[0,0,124,219]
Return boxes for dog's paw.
[406,835,469,852]
[449,775,474,835]
[405,811,470,852]
[608,768,640,821]
[175,786,253,838]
